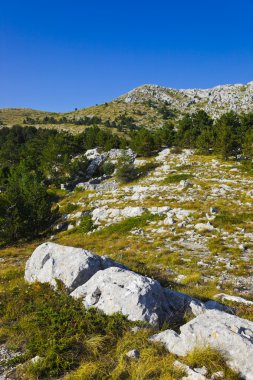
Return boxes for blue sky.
[1,0,253,111]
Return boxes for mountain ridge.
[1,80,253,130]
[116,80,253,117]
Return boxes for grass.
[162,173,192,184]
[94,213,162,236]
[183,346,240,379]
[213,211,253,232]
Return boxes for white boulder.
[71,267,181,326]
[24,242,125,292]
[150,310,253,380]
[215,293,253,306]
[195,222,214,232]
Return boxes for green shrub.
[213,211,253,230]
[61,203,78,215]
[79,214,94,233]
[163,173,191,183]
[101,161,115,176]
[96,213,161,236]
[116,154,138,183]
[0,283,130,378]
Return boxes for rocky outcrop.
[118,81,253,118]
[85,149,108,177]
[150,309,253,380]
[24,243,232,325]
[24,242,126,292]
[84,148,136,178]
[71,267,178,326]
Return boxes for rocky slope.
[117,81,253,118]
[55,147,253,300]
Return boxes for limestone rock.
[108,148,136,163]
[174,361,207,380]
[195,222,214,232]
[150,310,253,380]
[24,242,125,292]
[71,267,179,326]
[125,349,140,360]
[214,293,253,306]
[178,180,192,190]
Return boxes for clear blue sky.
[1,0,253,112]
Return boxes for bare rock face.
[85,148,108,177]
[150,310,253,380]
[24,242,125,292]
[71,267,180,326]
[118,81,253,118]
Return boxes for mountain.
[1,81,253,130]
[117,81,253,117]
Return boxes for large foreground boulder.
[150,310,253,380]
[71,267,178,326]
[25,242,125,292]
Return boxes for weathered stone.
[195,222,214,232]
[125,349,140,360]
[71,267,183,326]
[25,242,125,292]
[150,310,253,380]
[174,361,207,380]
[214,293,253,306]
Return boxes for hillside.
[0,87,253,379]
[1,81,253,131]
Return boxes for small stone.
[210,207,219,214]
[194,366,208,376]
[211,371,224,379]
[130,326,141,334]
[31,355,41,364]
[126,349,140,360]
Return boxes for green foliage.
[213,112,241,159]
[0,283,130,378]
[96,213,161,236]
[0,162,54,243]
[116,154,138,183]
[61,203,79,215]
[163,173,191,183]
[76,126,123,151]
[242,128,253,159]
[135,162,160,179]
[213,211,253,230]
[177,110,214,149]
[130,128,156,156]
[101,161,115,175]
[79,214,94,233]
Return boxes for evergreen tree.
[0,162,54,243]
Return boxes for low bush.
[61,203,78,215]
[0,282,130,378]
[163,173,191,183]
[101,161,115,176]
[79,214,94,233]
